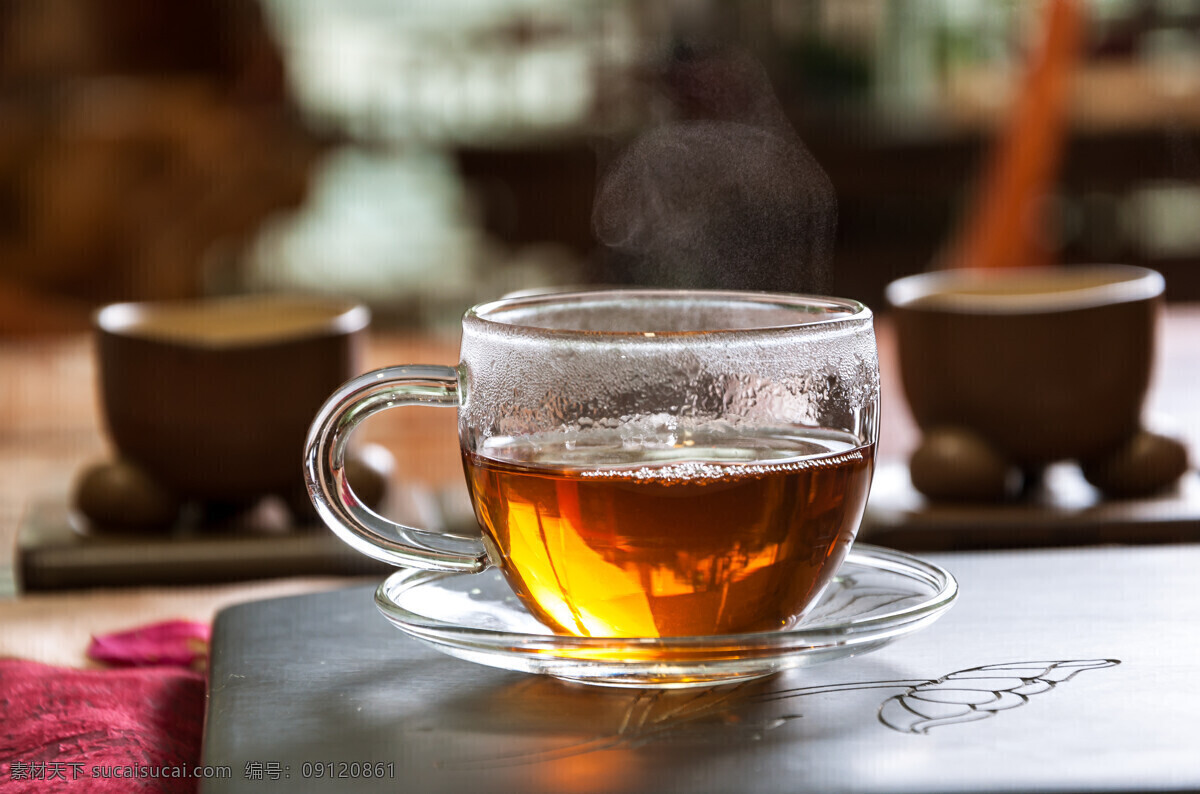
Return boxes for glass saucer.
[375,544,957,688]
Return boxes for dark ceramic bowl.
[886,265,1164,467]
[96,295,369,502]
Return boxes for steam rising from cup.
[593,44,837,295]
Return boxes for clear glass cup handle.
[303,365,490,573]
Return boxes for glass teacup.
[305,289,879,638]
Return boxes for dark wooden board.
[201,544,1200,793]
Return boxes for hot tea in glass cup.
[305,290,879,639]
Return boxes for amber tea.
[464,426,875,638]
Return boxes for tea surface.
[463,427,874,638]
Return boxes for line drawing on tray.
[444,658,1120,769]
[875,659,1118,734]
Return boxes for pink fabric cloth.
[86,620,210,670]
[1,621,209,793]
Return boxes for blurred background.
[3,0,1200,333]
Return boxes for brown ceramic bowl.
[95,295,369,503]
[886,265,1164,467]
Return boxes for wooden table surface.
[2,307,1198,667]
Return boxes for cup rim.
[95,294,370,349]
[884,264,1164,315]
[466,288,872,338]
